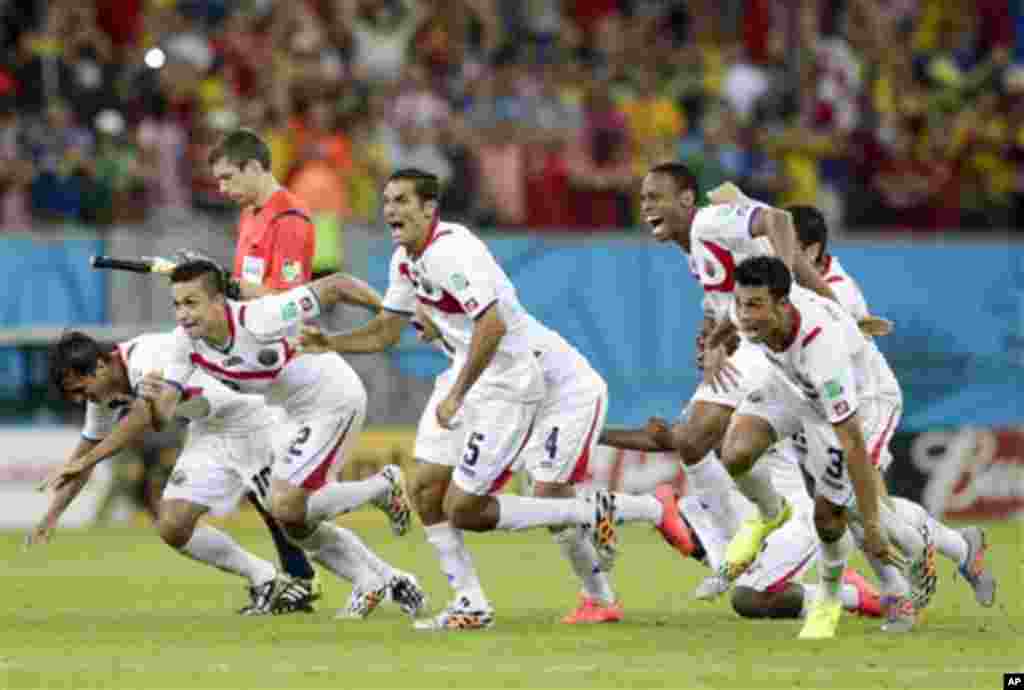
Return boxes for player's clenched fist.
[137,371,178,431]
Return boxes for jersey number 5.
[463,432,485,466]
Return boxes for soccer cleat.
[880,595,916,633]
[723,498,792,579]
[693,565,732,601]
[388,571,428,617]
[653,486,695,558]
[842,568,882,618]
[340,579,390,620]
[238,573,306,616]
[372,465,412,537]
[798,597,842,639]
[957,526,996,607]
[413,596,495,631]
[560,595,623,624]
[588,490,619,571]
[907,523,938,612]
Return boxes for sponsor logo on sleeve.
[282,260,302,283]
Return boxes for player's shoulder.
[693,202,761,236]
[423,221,485,262]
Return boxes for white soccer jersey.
[734,286,899,424]
[164,291,360,419]
[821,254,869,322]
[690,202,774,322]
[382,220,544,403]
[82,332,272,442]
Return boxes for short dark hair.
[386,168,441,204]
[170,260,226,297]
[786,205,828,257]
[208,129,271,171]
[735,255,792,301]
[49,331,106,394]
[648,162,699,197]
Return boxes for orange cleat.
[560,595,624,624]
[654,485,695,558]
[842,568,882,618]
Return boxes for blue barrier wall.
[0,237,107,393]
[369,237,1024,431]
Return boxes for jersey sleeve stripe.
[190,352,280,380]
[239,304,247,327]
[469,298,499,321]
[800,326,823,348]
[382,306,414,316]
[869,407,900,467]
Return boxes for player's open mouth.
[647,217,664,229]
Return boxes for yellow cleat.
[798,597,842,640]
[723,498,792,578]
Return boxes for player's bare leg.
[270,480,425,619]
[409,461,494,630]
[798,496,852,639]
[535,481,621,624]
[717,414,791,579]
[157,498,299,615]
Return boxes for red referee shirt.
[233,188,315,290]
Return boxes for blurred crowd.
[0,0,1021,234]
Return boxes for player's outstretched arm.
[600,418,676,452]
[27,439,98,547]
[308,272,383,313]
[298,310,407,354]
[41,400,156,491]
[750,206,797,272]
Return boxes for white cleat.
[413,596,495,631]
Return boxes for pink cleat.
[654,486,695,558]
[842,568,882,618]
[561,595,624,624]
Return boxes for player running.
[153,261,426,620]
[32,331,308,615]
[297,168,691,630]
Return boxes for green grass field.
[2,515,1021,690]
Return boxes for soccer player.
[31,331,307,615]
[725,256,928,637]
[788,205,995,608]
[297,168,690,629]
[152,261,426,620]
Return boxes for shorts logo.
[300,296,314,313]
[833,400,850,417]
[170,469,187,486]
[824,379,844,399]
[281,300,299,322]
[282,261,302,283]
[451,273,470,291]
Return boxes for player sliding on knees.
[151,261,426,620]
[296,168,692,630]
[31,331,309,615]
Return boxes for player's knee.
[445,492,492,532]
[731,586,770,619]
[720,434,760,476]
[409,471,446,520]
[157,509,196,550]
[674,425,715,466]
[813,499,847,542]
[269,489,308,535]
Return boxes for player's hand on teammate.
[645,417,675,450]
[137,371,178,431]
[412,304,441,343]
[296,325,331,354]
[702,344,741,393]
[858,316,894,338]
[436,393,463,430]
[862,521,908,569]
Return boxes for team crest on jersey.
[282,261,302,283]
[704,260,716,278]
[833,400,850,417]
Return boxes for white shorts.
[738,372,902,507]
[691,341,774,409]
[735,507,817,592]
[522,382,607,486]
[162,429,273,517]
[271,405,365,491]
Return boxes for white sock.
[423,522,486,603]
[179,525,277,587]
[734,462,783,521]
[306,475,389,524]
[495,494,589,530]
[298,523,390,589]
[817,529,853,600]
[889,496,968,566]
[553,526,616,605]
[611,493,662,525]
[802,583,859,614]
[684,454,742,534]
